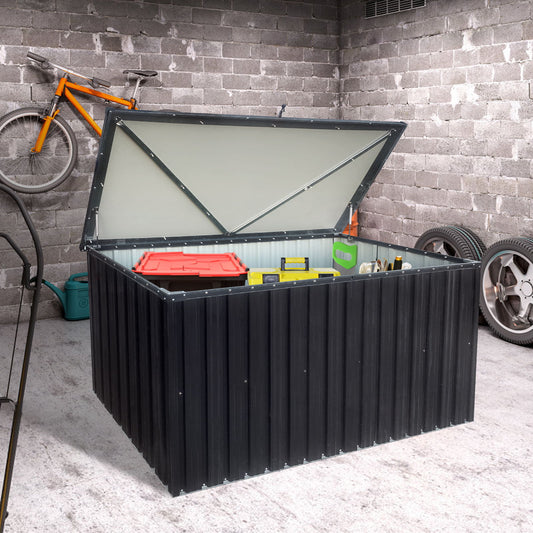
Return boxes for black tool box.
[81,109,479,496]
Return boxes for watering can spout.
[42,279,67,309]
[41,273,89,320]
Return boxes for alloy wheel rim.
[423,239,459,257]
[483,250,533,333]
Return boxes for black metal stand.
[0,184,43,533]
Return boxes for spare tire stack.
[415,226,533,346]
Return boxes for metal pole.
[0,185,43,533]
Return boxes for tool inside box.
[141,277,246,292]
[132,251,249,291]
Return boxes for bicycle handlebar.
[27,51,111,89]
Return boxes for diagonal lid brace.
[230,130,392,234]
[116,120,229,235]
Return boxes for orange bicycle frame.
[32,76,137,153]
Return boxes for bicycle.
[0,52,157,194]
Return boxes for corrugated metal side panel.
[149,289,167,482]
[88,252,168,482]
[125,272,140,448]
[205,296,230,486]
[455,266,479,423]
[88,250,478,496]
[164,297,186,495]
[289,286,309,464]
[247,291,270,475]
[161,267,478,494]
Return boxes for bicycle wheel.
[0,107,77,193]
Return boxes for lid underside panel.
[84,111,406,246]
[100,120,390,238]
[98,127,222,240]
[242,140,386,233]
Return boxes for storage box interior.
[101,234,461,294]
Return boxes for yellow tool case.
[247,257,339,285]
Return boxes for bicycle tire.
[0,107,77,194]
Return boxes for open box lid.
[81,110,406,250]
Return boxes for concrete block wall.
[0,0,340,322]
[341,0,533,247]
[1,0,533,322]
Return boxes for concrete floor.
[0,317,531,533]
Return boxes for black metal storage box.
[81,110,479,496]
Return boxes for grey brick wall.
[1,0,532,322]
[0,0,339,322]
[341,0,533,246]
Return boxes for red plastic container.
[133,252,248,291]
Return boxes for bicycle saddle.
[123,69,157,77]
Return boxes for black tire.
[449,225,486,259]
[480,237,533,345]
[414,225,485,260]
[0,107,77,193]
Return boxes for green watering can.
[42,272,89,320]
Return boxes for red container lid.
[133,252,248,278]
